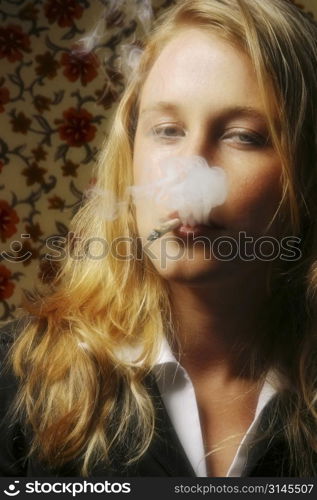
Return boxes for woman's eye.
[151,125,186,140]
[222,130,269,147]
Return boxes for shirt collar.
[153,336,283,477]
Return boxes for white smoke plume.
[75,18,106,54]
[136,0,153,32]
[129,156,228,227]
[84,186,127,220]
[107,0,153,32]
[118,44,144,80]
[86,157,228,239]
[76,0,152,56]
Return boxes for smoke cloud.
[87,157,228,235]
[129,156,228,227]
[76,0,152,55]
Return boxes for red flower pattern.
[0,86,10,112]
[0,265,15,300]
[35,52,59,79]
[48,195,65,210]
[58,107,96,147]
[19,3,39,21]
[0,25,31,62]
[44,0,84,28]
[33,95,52,113]
[25,222,43,242]
[0,200,19,242]
[60,49,100,86]
[22,162,47,186]
[61,160,79,177]
[10,112,31,134]
[32,146,48,162]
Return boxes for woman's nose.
[182,128,215,163]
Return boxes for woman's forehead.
[139,28,264,116]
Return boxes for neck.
[168,266,272,383]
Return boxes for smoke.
[75,18,106,54]
[76,0,152,56]
[118,44,144,80]
[107,0,153,32]
[87,157,227,230]
[136,0,153,33]
[84,186,127,220]
[129,156,228,227]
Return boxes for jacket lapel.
[143,376,293,477]
[143,373,196,476]
[247,396,293,477]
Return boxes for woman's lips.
[164,211,224,238]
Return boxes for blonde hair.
[8,0,317,476]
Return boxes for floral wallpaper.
[0,0,316,322]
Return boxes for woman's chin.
[151,253,224,284]
[143,233,230,283]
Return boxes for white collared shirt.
[152,337,281,477]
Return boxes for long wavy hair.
[7,0,317,476]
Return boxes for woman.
[1,0,317,477]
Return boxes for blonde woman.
[1,0,317,477]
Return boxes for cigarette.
[147,217,181,241]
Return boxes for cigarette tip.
[147,230,160,241]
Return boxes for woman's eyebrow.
[220,106,268,122]
[140,102,268,120]
[140,101,180,116]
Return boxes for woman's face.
[133,28,283,283]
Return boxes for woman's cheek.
[224,160,283,235]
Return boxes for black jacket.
[0,319,296,477]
